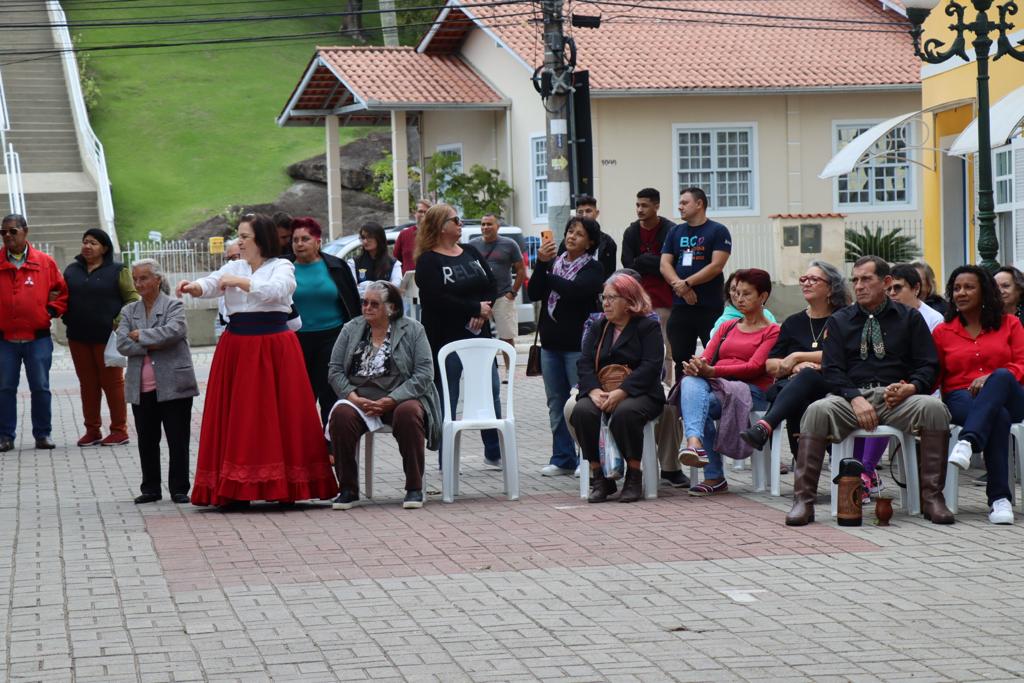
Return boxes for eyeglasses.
[445,216,462,226]
[360,299,382,309]
[599,293,622,304]
[225,254,240,261]
[0,229,20,236]
[886,284,905,295]
[799,275,825,286]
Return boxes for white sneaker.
[573,463,581,478]
[540,464,575,476]
[990,498,1014,525]
[948,439,973,470]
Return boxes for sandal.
[678,446,709,468]
[688,479,728,497]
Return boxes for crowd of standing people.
[3,181,1024,527]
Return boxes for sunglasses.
[887,284,905,295]
[360,299,382,309]
[445,215,462,226]
[0,228,21,236]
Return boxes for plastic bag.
[103,331,127,368]
[598,414,624,480]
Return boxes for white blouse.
[193,258,295,315]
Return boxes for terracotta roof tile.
[317,46,504,105]
[446,0,918,91]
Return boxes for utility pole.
[541,0,572,235]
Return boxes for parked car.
[322,221,537,331]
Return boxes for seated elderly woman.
[677,268,780,496]
[326,281,441,510]
[116,259,199,505]
[570,273,665,503]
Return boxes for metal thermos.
[832,458,866,527]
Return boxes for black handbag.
[526,326,542,376]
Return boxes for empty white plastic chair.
[579,419,658,500]
[831,427,919,517]
[437,339,518,503]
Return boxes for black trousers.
[667,305,722,377]
[132,392,192,497]
[571,394,663,463]
[761,368,828,452]
[297,326,342,425]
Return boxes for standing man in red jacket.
[0,214,68,451]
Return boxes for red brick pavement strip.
[146,490,878,594]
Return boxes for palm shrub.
[845,225,920,263]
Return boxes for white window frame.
[434,143,463,211]
[832,119,917,214]
[995,145,1014,211]
[672,122,759,218]
[530,133,548,224]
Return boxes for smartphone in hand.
[540,229,553,242]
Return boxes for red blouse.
[701,320,780,390]
[932,314,1024,393]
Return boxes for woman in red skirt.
[177,213,338,508]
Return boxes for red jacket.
[932,314,1024,393]
[0,244,69,341]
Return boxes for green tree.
[425,152,511,219]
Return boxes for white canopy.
[948,84,1024,157]
[819,98,975,179]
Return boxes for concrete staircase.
[0,0,105,265]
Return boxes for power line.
[581,0,909,27]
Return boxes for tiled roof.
[279,46,506,125]
[426,0,919,92]
[771,213,847,219]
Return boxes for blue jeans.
[437,353,502,465]
[540,349,580,469]
[680,376,766,480]
[944,368,1024,506]
[0,337,54,440]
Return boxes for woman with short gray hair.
[116,259,198,504]
[740,261,850,459]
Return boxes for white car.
[321,222,537,330]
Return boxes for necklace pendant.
[811,341,818,349]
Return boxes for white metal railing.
[46,1,115,240]
[123,240,227,309]
[727,223,777,274]
[0,69,26,219]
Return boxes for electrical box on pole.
[569,70,593,204]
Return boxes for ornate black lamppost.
[905,0,1024,272]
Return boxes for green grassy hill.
[66,0,382,241]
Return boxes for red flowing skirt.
[191,329,338,506]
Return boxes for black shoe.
[972,472,988,486]
[217,500,250,511]
[588,475,617,503]
[134,493,161,504]
[331,490,359,510]
[171,493,190,504]
[403,490,424,509]
[740,423,770,450]
[34,437,55,449]
[618,467,644,503]
[661,469,691,488]
[0,437,13,452]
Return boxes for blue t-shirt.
[293,259,345,332]
[661,219,732,308]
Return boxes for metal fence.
[122,240,224,308]
[725,223,777,274]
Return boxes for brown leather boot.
[618,466,644,503]
[786,434,828,526]
[919,429,955,524]
[588,469,617,503]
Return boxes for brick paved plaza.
[3,348,1024,682]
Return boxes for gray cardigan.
[328,315,441,451]
[116,293,199,405]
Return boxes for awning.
[819,98,975,179]
[948,84,1024,156]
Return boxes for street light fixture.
[905,0,1024,272]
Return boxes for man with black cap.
[0,214,68,451]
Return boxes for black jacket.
[621,217,674,276]
[578,315,665,404]
[63,252,133,344]
[527,256,603,352]
[286,251,361,323]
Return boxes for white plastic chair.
[683,411,778,494]
[356,425,393,499]
[948,424,1024,513]
[579,419,658,500]
[437,339,518,503]
[831,427,920,517]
